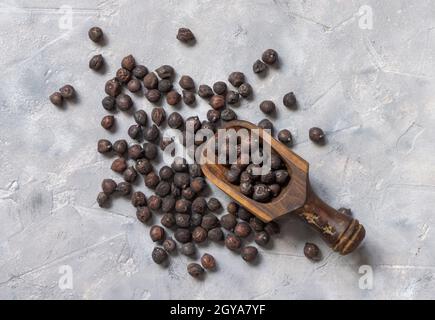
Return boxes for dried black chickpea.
[168,112,184,129]
[309,127,325,144]
[121,54,136,71]
[249,217,265,232]
[175,213,191,228]
[192,197,207,214]
[88,26,103,42]
[198,84,214,99]
[264,221,280,235]
[143,124,160,143]
[221,108,237,121]
[132,65,148,79]
[207,198,221,212]
[89,54,104,70]
[177,28,195,43]
[226,90,240,105]
[128,144,144,160]
[182,90,196,105]
[227,202,239,215]
[208,227,224,242]
[172,157,188,172]
[161,213,176,228]
[116,68,131,83]
[213,81,227,95]
[163,238,177,253]
[201,214,219,230]
[187,263,204,278]
[304,243,322,261]
[148,195,162,211]
[105,78,121,97]
[234,222,252,238]
[166,90,181,105]
[136,158,153,175]
[209,95,226,110]
[159,166,174,181]
[59,85,75,99]
[201,253,216,270]
[101,115,115,130]
[220,214,237,231]
[128,124,142,140]
[127,79,141,92]
[152,247,168,264]
[131,191,147,207]
[179,75,195,90]
[258,118,274,133]
[283,92,297,108]
[116,182,132,196]
[150,225,165,242]
[97,192,109,207]
[207,109,221,123]
[102,96,116,111]
[254,231,270,246]
[259,100,275,114]
[192,226,208,243]
[145,172,160,189]
[278,129,293,145]
[136,207,151,223]
[101,179,117,195]
[238,83,252,98]
[162,196,176,213]
[241,246,258,262]
[151,107,166,126]
[111,158,127,173]
[225,233,242,251]
[174,228,192,243]
[113,139,127,155]
[228,72,245,87]
[123,166,138,183]
[145,89,161,103]
[253,59,267,74]
[180,242,196,256]
[116,93,133,111]
[158,79,173,93]
[143,73,159,89]
[134,110,147,126]
[262,49,278,64]
[155,65,174,79]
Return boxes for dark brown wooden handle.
[295,185,365,255]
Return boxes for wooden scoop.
[200,120,365,255]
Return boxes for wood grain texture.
[200,120,365,255]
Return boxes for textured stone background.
[0,0,434,299]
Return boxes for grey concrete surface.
[0,0,434,299]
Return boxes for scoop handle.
[295,185,365,255]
